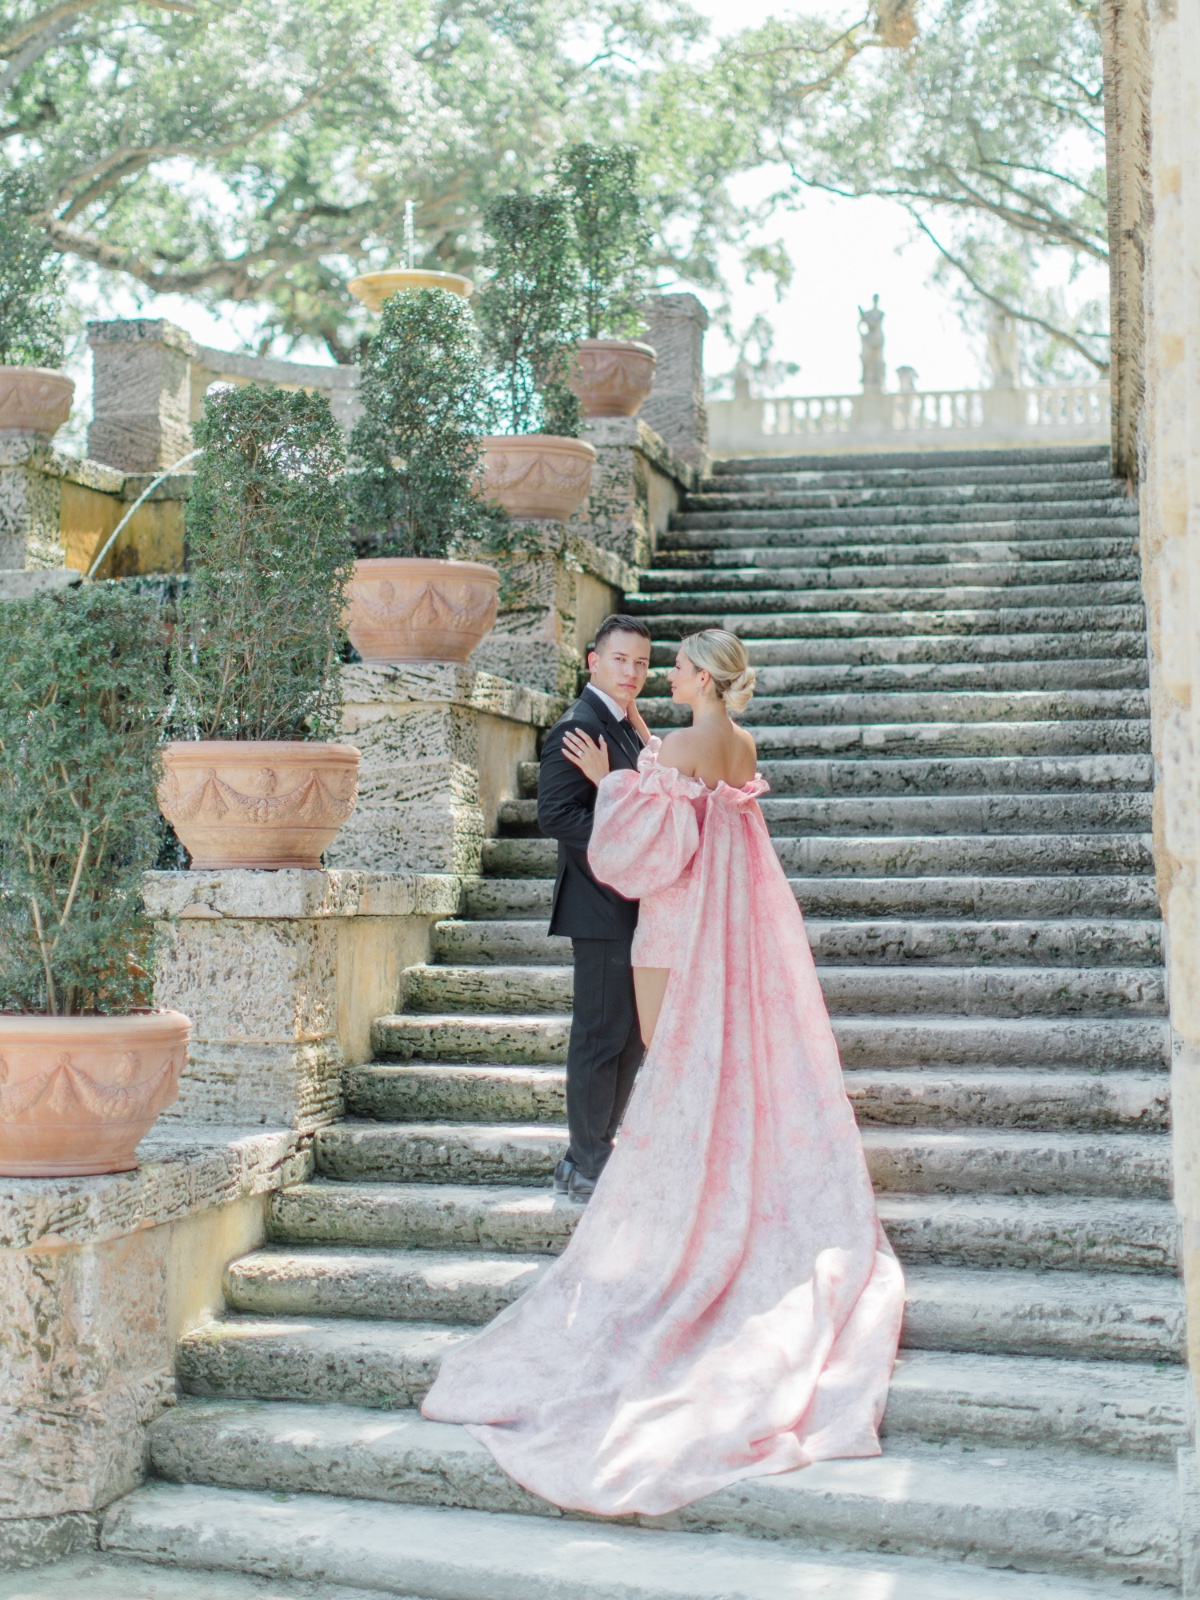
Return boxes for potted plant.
[0,170,75,439]
[0,584,189,1177]
[558,142,656,419]
[475,192,596,522]
[158,385,361,870]
[346,288,502,664]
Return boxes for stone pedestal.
[330,664,561,877]
[571,417,698,568]
[638,293,709,469]
[146,870,459,1129]
[87,321,196,473]
[0,1127,304,1569]
[465,524,635,696]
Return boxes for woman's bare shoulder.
[657,727,701,773]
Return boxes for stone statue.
[896,365,918,393]
[858,295,886,392]
[986,306,1020,390]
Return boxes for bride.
[421,628,904,1517]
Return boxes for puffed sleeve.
[588,738,703,899]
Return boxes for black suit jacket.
[538,685,644,940]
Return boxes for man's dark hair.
[590,614,651,654]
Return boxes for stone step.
[345,1062,1169,1134]
[373,1013,1170,1070]
[100,1479,1172,1600]
[638,604,1145,638]
[629,580,1144,615]
[663,722,1159,760]
[645,658,1150,693]
[465,873,1160,922]
[676,633,1150,668]
[147,1398,1188,1563]
[665,523,1135,554]
[644,689,1148,728]
[516,753,1155,799]
[685,479,1123,512]
[497,792,1153,840]
[432,916,1163,969]
[642,558,1141,594]
[485,831,1154,881]
[172,1331,1187,1462]
[704,459,1114,492]
[400,961,1166,1020]
[245,1214,1182,1338]
[313,1120,1171,1199]
[671,501,1137,532]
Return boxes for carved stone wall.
[637,293,709,468]
[87,321,196,474]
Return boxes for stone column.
[1137,0,1200,1572]
[571,418,698,568]
[638,293,709,469]
[87,320,196,472]
[0,441,63,572]
[1101,0,1152,484]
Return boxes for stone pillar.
[638,293,709,469]
[329,664,560,876]
[146,869,457,1129]
[87,320,195,473]
[1101,0,1152,484]
[1138,0,1200,1467]
[571,418,698,568]
[0,441,62,572]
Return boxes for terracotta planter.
[0,365,75,440]
[158,740,361,870]
[346,557,499,665]
[0,1010,190,1177]
[348,270,474,310]
[568,339,657,418]
[480,434,597,522]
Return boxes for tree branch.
[911,213,1110,374]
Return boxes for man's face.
[588,630,651,710]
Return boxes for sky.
[61,0,1043,427]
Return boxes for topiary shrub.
[349,288,506,559]
[174,384,353,741]
[557,142,652,341]
[0,169,66,369]
[475,192,583,438]
[0,585,167,1015]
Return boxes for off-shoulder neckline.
[639,735,761,797]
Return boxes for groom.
[537,613,653,1203]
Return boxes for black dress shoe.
[567,1167,597,1204]
[553,1157,576,1194]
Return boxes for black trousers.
[566,935,644,1180]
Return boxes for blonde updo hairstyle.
[679,628,757,715]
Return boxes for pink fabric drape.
[422,741,904,1516]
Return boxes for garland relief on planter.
[345,557,499,665]
[0,1010,191,1177]
[568,339,657,419]
[479,434,597,522]
[158,740,361,870]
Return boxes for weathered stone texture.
[330,664,559,876]
[569,417,697,568]
[87,320,195,473]
[0,440,62,570]
[637,293,709,468]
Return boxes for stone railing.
[708,382,1111,457]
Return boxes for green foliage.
[2,0,741,359]
[557,142,651,340]
[349,288,505,559]
[747,0,1109,371]
[0,167,65,368]
[175,385,352,741]
[0,585,166,1016]
[475,193,583,437]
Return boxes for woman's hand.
[627,700,651,747]
[562,729,611,786]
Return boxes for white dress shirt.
[586,684,628,723]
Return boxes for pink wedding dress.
[421,738,905,1517]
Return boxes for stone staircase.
[102,443,1186,1598]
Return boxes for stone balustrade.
[708,382,1111,457]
